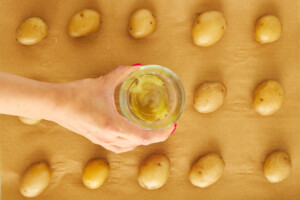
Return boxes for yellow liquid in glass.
[129,75,170,122]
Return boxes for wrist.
[45,80,84,123]
[41,83,69,121]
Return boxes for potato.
[253,80,285,116]
[189,153,225,188]
[193,82,227,113]
[264,150,291,183]
[255,15,282,44]
[20,162,51,198]
[68,9,101,38]
[129,9,156,39]
[192,11,227,47]
[18,117,42,125]
[82,158,110,189]
[138,153,170,190]
[16,17,47,45]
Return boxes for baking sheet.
[1,0,300,199]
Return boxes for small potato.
[20,162,51,198]
[68,9,101,38]
[16,17,47,45]
[82,159,110,189]
[129,9,156,39]
[255,15,282,44]
[194,82,227,113]
[138,153,170,190]
[264,150,291,183]
[189,153,225,188]
[192,11,227,47]
[19,117,42,125]
[253,80,285,116]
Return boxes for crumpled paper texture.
[1,0,300,199]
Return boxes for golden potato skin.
[19,162,51,198]
[68,9,101,38]
[264,151,291,183]
[253,80,285,116]
[194,82,227,113]
[192,11,227,47]
[18,117,42,125]
[82,158,110,189]
[255,15,282,44]
[138,153,170,190]
[16,17,47,45]
[129,9,156,39]
[189,153,225,188]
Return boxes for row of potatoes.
[17,78,285,127]
[20,151,291,198]
[194,80,285,116]
[16,9,281,46]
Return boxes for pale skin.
[0,65,176,153]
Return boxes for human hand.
[51,66,176,153]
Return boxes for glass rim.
[119,64,185,130]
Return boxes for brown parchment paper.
[1,0,300,199]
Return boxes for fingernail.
[170,123,177,135]
[132,63,142,67]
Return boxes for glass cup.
[119,65,185,130]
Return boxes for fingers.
[115,117,176,145]
[115,136,140,146]
[105,65,139,89]
[105,137,138,148]
[145,125,175,144]
[87,132,138,148]
[86,133,137,153]
[84,122,175,153]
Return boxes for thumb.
[105,65,139,88]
